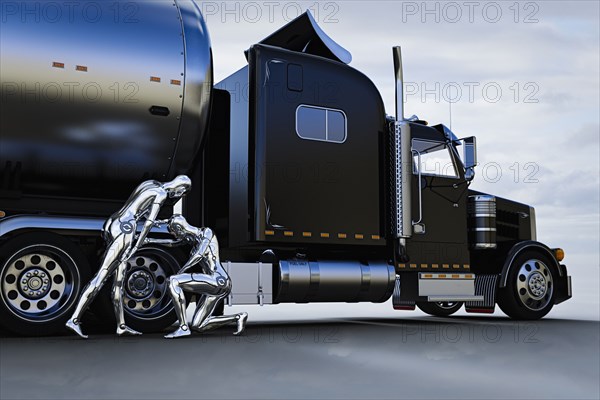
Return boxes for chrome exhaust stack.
[392,47,413,247]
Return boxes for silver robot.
[66,176,192,339]
[145,215,248,339]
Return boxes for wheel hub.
[20,268,51,299]
[126,270,155,299]
[123,254,170,314]
[516,259,553,311]
[1,247,69,319]
[527,272,547,299]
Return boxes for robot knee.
[167,276,182,288]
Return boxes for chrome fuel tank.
[0,1,212,199]
[276,260,396,303]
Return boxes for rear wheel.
[0,232,91,336]
[417,301,463,317]
[498,250,556,320]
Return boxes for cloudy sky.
[203,0,599,315]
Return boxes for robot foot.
[233,312,248,336]
[65,319,88,339]
[117,324,143,336]
[164,325,192,339]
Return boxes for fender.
[499,240,563,288]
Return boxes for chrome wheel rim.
[123,250,173,319]
[1,245,78,322]
[517,259,553,311]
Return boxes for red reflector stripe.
[393,305,415,311]
[465,308,494,314]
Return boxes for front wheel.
[0,232,91,336]
[497,250,556,320]
[417,301,463,317]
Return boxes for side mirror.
[463,136,477,180]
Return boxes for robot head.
[163,175,192,198]
[167,214,193,239]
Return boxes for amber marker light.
[553,248,565,262]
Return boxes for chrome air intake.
[468,195,497,249]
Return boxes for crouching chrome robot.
[147,215,248,339]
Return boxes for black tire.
[213,299,225,317]
[498,250,556,320]
[93,246,183,333]
[0,232,91,336]
[417,301,463,317]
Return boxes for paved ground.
[1,306,598,400]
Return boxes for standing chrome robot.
[146,215,247,339]
[66,176,192,338]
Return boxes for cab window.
[412,139,458,178]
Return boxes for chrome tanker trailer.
[0,1,571,336]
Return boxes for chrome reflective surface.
[0,215,170,237]
[169,0,213,178]
[276,260,395,303]
[150,217,247,339]
[468,195,497,249]
[66,177,191,338]
[1,244,78,322]
[124,253,169,314]
[0,215,104,237]
[0,1,212,199]
[394,120,413,239]
[517,259,553,311]
[393,46,404,120]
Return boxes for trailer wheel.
[417,301,463,317]
[120,247,181,332]
[498,250,556,320]
[92,246,193,333]
[0,232,91,336]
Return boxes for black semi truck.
[0,1,571,335]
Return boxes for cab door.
[406,124,469,266]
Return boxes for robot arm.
[178,252,205,274]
